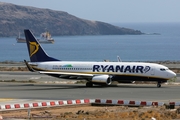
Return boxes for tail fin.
[24,29,59,62]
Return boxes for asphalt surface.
[0,82,180,103]
[0,71,180,103]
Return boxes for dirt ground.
[1,105,180,120]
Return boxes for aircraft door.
[151,67,155,75]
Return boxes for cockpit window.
[160,68,166,71]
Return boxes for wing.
[24,60,35,72]
[24,60,94,79]
[39,71,94,79]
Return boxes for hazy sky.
[1,0,180,23]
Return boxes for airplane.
[24,29,176,88]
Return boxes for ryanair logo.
[29,42,39,57]
[93,65,151,73]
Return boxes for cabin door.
[151,68,155,75]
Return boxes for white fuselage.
[24,29,177,88]
[31,61,176,80]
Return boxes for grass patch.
[75,80,87,84]
[0,79,36,83]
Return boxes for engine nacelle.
[92,75,112,85]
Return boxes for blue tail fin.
[24,29,60,62]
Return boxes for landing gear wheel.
[157,83,161,88]
[86,82,93,87]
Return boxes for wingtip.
[24,29,30,32]
[24,60,35,72]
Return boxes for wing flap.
[39,71,94,77]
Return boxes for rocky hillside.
[0,2,143,37]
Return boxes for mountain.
[0,2,143,37]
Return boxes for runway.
[0,71,180,103]
[0,82,180,103]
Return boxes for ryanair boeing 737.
[24,29,176,88]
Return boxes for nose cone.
[168,70,176,78]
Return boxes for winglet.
[24,60,35,72]
[117,56,122,62]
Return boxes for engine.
[91,75,112,85]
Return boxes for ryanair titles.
[93,65,151,73]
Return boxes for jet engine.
[91,75,112,85]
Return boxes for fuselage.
[24,29,177,88]
[30,61,176,82]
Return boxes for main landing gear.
[157,82,161,88]
[86,82,108,87]
[86,82,93,87]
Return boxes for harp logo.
[29,42,39,57]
